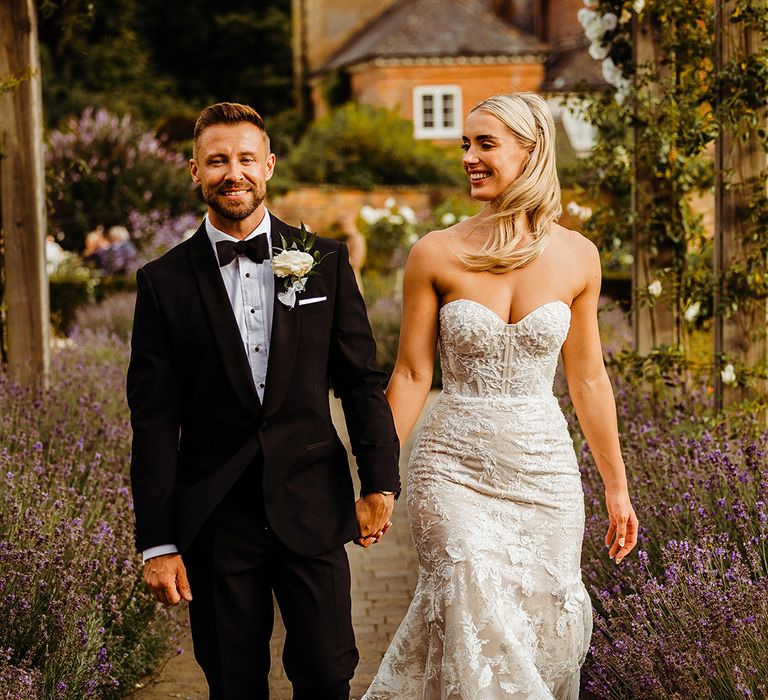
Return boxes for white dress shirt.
[142,211,275,563]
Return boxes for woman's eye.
[460,143,469,151]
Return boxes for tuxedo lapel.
[262,214,300,418]
[187,223,262,418]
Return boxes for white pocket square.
[298,296,327,306]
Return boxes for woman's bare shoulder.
[408,227,459,264]
[550,224,599,266]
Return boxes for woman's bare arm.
[386,235,442,445]
[561,240,638,564]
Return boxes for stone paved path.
[129,393,432,700]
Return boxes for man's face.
[190,122,276,226]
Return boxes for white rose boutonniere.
[272,223,333,308]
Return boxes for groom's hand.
[143,553,193,605]
[354,492,395,548]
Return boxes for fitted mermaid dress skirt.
[363,299,592,700]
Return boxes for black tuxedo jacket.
[127,214,400,557]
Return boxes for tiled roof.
[317,0,548,74]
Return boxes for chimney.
[491,0,537,35]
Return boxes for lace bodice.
[439,299,571,399]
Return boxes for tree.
[0,0,50,385]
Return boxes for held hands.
[354,492,395,548]
[604,489,639,565]
[143,553,193,606]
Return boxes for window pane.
[422,94,434,128]
[442,94,454,128]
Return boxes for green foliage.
[46,109,193,251]
[576,0,768,384]
[49,268,137,335]
[38,0,186,127]
[137,0,294,119]
[282,103,466,189]
[37,0,295,128]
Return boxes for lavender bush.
[0,330,181,698]
[568,376,768,699]
[46,108,194,251]
[128,210,199,266]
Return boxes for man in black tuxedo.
[127,102,400,699]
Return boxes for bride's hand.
[604,490,638,565]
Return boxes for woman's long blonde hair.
[459,92,561,273]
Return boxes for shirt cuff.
[142,544,179,563]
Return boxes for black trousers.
[184,461,358,700]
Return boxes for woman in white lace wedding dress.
[363,93,638,699]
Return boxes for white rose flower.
[602,58,624,87]
[389,214,404,225]
[566,201,582,216]
[589,41,610,60]
[721,363,736,385]
[578,206,593,222]
[615,78,631,105]
[620,8,632,24]
[399,206,417,223]
[620,253,634,265]
[647,280,662,297]
[602,12,618,31]
[615,145,631,168]
[359,205,378,225]
[271,250,315,279]
[577,8,596,28]
[384,196,396,209]
[633,0,645,14]
[584,14,606,41]
[440,212,457,226]
[583,0,599,8]
[684,302,701,322]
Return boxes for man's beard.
[202,183,265,221]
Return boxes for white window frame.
[412,85,463,139]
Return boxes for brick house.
[293,0,603,153]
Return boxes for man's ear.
[190,158,200,184]
[265,152,276,182]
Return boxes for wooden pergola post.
[0,0,50,387]
[632,12,679,354]
[714,0,768,411]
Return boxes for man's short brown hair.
[193,102,270,153]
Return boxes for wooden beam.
[714,0,767,410]
[632,13,679,354]
[0,0,50,387]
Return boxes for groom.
[127,102,400,699]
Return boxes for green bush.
[50,269,137,335]
[282,103,466,189]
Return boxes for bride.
[363,92,638,699]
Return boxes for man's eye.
[241,158,254,164]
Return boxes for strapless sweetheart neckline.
[440,298,570,327]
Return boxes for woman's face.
[461,110,531,202]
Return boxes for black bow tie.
[216,235,270,267]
